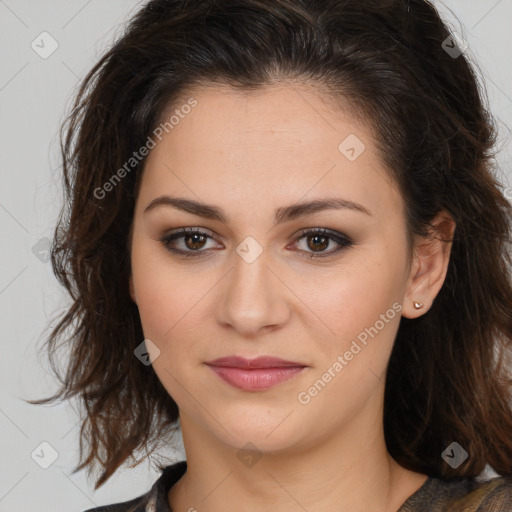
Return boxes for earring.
[413,301,424,310]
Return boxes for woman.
[30,0,512,510]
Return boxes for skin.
[129,82,456,512]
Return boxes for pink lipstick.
[204,356,307,391]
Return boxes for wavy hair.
[28,0,512,489]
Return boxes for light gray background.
[1,1,511,511]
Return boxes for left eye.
[291,228,354,258]
[160,227,354,259]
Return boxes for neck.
[167,387,428,512]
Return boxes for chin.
[212,410,303,450]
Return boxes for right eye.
[160,227,222,258]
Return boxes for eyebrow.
[143,195,372,224]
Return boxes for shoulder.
[473,475,512,511]
[452,475,512,512]
[81,460,187,512]
[82,494,146,512]
[399,473,512,512]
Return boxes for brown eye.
[306,233,329,252]
[291,228,354,259]
[160,227,353,259]
[160,228,220,257]
[183,232,208,250]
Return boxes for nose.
[214,248,291,337]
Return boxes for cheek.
[130,239,219,360]
[134,273,200,344]
[294,268,402,418]
[131,238,187,340]
[302,250,404,369]
[131,228,405,359]
[306,254,400,327]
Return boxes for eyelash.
[159,227,354,259]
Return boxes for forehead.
[137,83,403,222]
[157,82,364,153]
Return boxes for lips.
[204,355,306,369]
[204,356,307,391]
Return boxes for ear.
[402,210,456,319]
[129,272,137,304]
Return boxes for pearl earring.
[413,301,424,310]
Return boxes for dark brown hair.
[28,0,512,489]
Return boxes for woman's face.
[129,83,439,454]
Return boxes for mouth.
[204,356,308,391]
